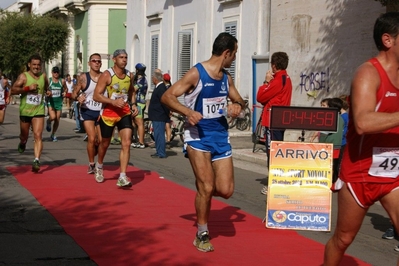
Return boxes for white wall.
[270,0,385,107]
[126,0,387,136]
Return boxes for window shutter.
[151,34,159,75]
[224,22,237,81]
[177,31,193,80]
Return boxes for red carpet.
[7,165,369,266]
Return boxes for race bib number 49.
[202,97,227,119]
[368,147,399,178]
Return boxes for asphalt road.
[0,104,398,265]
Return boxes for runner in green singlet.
[46,66,66,142]
[11,54,50,172]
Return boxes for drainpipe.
[252,0,271,132]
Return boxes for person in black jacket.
[148,69,170,158]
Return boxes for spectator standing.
[11,54,50,172]
[163,73,172,143]
[0,74,10,124]
[148,69,170,158]
[309,98,330,142]
[161,32,245,252]
[131,63,148,149]
[324,12,399,265]
[318,97,344,184]
[65,74,74,110]
[256,51,293,195]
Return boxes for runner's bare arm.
[93,71,113,105]
[43,73,51,97]
[71,73,87,100]
[128,72,139,116]
[226,73,245,116]
[161,67,202,125]
[62,79,67,95]
[11,73,28,95]
[351,62,399,134]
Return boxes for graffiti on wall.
[299,68,330,95]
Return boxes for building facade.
[8,0,127,77]
[126,0,385,135]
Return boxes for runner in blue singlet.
[161,32,245,253]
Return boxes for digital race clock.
[270,106,339,132]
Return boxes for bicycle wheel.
[236,114,250,131]
[227,116,237,129]
[178,122,184,143]
[144,118,154,141]
[252,120,263,152]
[170,127,177,142]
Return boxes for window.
[224,21,237,81]
[151,34,159,76]
[177,31,193,80]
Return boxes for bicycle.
[170,112,185,143]
[252,105,266,153]
[69,101,75,119]
[143,117,154,142]
[144,113,186,144]
[227,99,251,131]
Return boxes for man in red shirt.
[256,52,292,194]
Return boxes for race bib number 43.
[202,97,226,119]
[368,147,399,178]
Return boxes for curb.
[232,149,267,165]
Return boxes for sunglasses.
[90,59,102,63]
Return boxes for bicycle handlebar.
[171,112,185,121]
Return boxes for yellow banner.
[266,141,333,231]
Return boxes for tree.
[0,11,70,79]
[375,0,399,11]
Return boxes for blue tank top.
[184,63,229,141]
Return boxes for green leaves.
[0,11,70,79]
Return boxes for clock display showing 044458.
[270,106,339,132]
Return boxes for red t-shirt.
[341,58,399,183]
[256,70,292,127]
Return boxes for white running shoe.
[117,176,132,187]
[95,167,104,183]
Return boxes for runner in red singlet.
[324,12,399,265]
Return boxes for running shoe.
[131,142,138,148]
[137,143,145,149]
[50,134,58,142]
[382,226,395,240]
[261,186,268,195]
[117,176,132,187]
[83,134,88,141]
[193,231,214,252]
[46,120,51,132]
[110,138,117,145]
[394,245,399,252]
[87,164,95,174]
[18,142,26,153]
[95,167,104,183]
[32,159,40,173]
